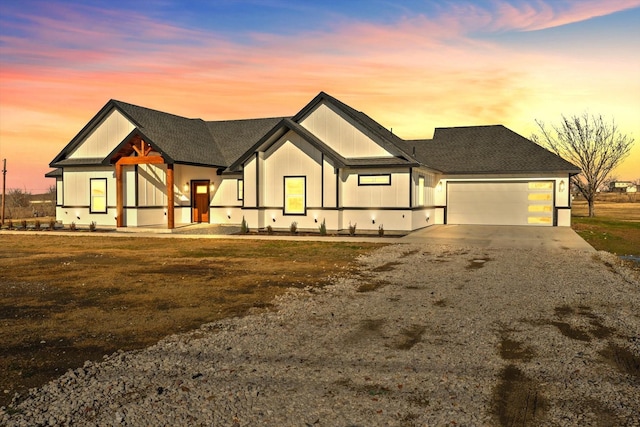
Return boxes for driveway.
[402,224,595,251]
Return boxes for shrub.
[34,220,41,230]
[240,217,249,234]
[49,219,56,230]
[266,225,274,235]
[20,220,27,230]
[7,219,13,230]
[378,224,384,237]
[349,222,357,236]
[318,219,327,236]
[289,221,298,234]
[69,222,76,231]
[89,221,96,232]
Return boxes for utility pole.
[1,159,6,226]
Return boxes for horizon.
[1,0,639,192]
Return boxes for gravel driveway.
[2,242,639,426]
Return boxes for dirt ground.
[0,234,381,407]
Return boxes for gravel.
[2,243,639,426]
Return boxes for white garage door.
[447,181,554,226]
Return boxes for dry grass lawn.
[0,234,382,406]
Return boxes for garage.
[447,181,554,226]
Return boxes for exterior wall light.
[372,219,376,224]
[559,180,566,192]
[436,182,443,192]
[210,183,215,191]
[426,215,430,222]
[183,183,189,192]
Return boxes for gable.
[67,109,135,160]
[299,101,393,158]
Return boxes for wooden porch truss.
[114,137,175,229]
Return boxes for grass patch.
[0,235,382,407]
[572,216,640,256]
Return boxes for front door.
[192,181,210,223]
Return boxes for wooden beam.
[115,162,123,227]
[116,156,164,165]
[167,164,175,229]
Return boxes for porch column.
[167,164,175,229]
[115,163,123,227]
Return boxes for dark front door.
[192,181,210,223]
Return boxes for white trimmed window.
[358,174,391,186]
[284,176,306,215]
[418,176,425,206]
[90,178,107,213]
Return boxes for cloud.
[1,0,638,192]
[471,0,640,32]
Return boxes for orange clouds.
[1,1,639,193]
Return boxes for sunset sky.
[1,0,639,193]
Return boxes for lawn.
[571,199,640,257]
[0,235,382,407]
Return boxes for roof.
[50,100,285,168]
[398,125,581,174]
[49,93,580,177]
[45,168,62,178]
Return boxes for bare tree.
[8,188,31,208]
[532,113,634,217]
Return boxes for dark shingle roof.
[112,101,284,167]
[398,125,581,174]
[206,117,284,165]
[50,94,579,177]
[51,100,285,168]
[111,100,222,165]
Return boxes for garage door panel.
[447,182,553,226]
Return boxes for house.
[608,181,637,193]
[46,92,580,231]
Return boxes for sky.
[1,0,639,193]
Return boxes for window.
[358,174,391,186]
[90,178,107,213]
[284,176,306,215]
[418,176,425,206]
[237,179,243,201]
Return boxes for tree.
[532,113,634,217]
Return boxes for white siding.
[56,177,63,206]
[413,170,437,207]
[124,166,136,207]
[341,169,410,208]
[243,156,257,208]
[63,167,114,206]
[211,177,242,207]
[68,110,135,159]
[300,102,392,158]
[59,167,116,227]
[262,132,322,209]
[323,158,337,208]
[138,164,167,206]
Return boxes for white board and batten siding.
[59,167,117,226]
[68,110,135,159]
[137,164,168,207]
[300,102,392,158]
[262,132,323,209]
[341,169,409,208]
